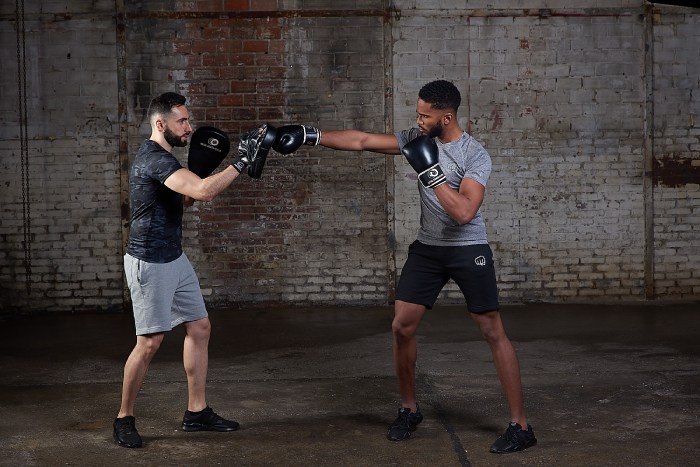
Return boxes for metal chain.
[16,0,31,295]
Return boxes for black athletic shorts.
[395,240,499,313]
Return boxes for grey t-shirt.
[395,128,491,246]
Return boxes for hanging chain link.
[16,0,31,295]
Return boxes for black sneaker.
[113,416,143,448]
[182,406,240,432]
[490,422,537,454]
[387,405,423,441]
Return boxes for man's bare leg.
[471,310,527,427]
[117,333,165,418]
[182,317,211,412]
[392,300,427,413]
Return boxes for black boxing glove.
[300,125,321,146]
[401,136,446,189]
[272,124,322,155]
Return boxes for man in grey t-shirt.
[273,80,536,454]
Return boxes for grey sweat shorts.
[124,253,208,335]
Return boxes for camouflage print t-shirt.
[126,139,184,263]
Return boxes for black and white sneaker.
[113,416,143,448]
[182,406,239,432]
[387,405,423,441]
[489,422,537,454]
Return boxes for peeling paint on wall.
[653,154,700,187]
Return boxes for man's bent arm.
[165,166,240,202]
[434,178,485,225]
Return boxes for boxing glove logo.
[418,163,447,189]
[475,256,486,266]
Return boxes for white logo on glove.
[428,168,439,178]
[207,137,220,147]
[475,255,486,266]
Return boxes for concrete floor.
[1,303,698,466]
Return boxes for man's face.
[415,98,446,138]
[160,104,192,148]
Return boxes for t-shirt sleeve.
[394,128,423,150]
[148,149,183,184]
[463,140,492,187]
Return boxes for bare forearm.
[168,166,241,202]
[195,166,240,201]
[321,130,368,151]
[433,183,483,225]
[320,130,400,155]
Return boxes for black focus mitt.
[187,126,231,178]
[246,123,277,179]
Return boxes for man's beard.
[427,122,444,138]
[164,126,187,147]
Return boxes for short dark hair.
[418,80,461,112]
[147,92,186,119]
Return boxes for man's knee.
[136,333,164,357]
[392,301,425,341]
[472,310,507,343]
[391,317,415,341]
[186,316,211,340]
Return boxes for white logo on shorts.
[475,255,486,266]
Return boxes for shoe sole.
[490,438,537,454]
[182,423,238,432]
[387,424,419,441]
[113,432,142,448]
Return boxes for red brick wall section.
[173,7,290,305]
[159,3,390,306]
